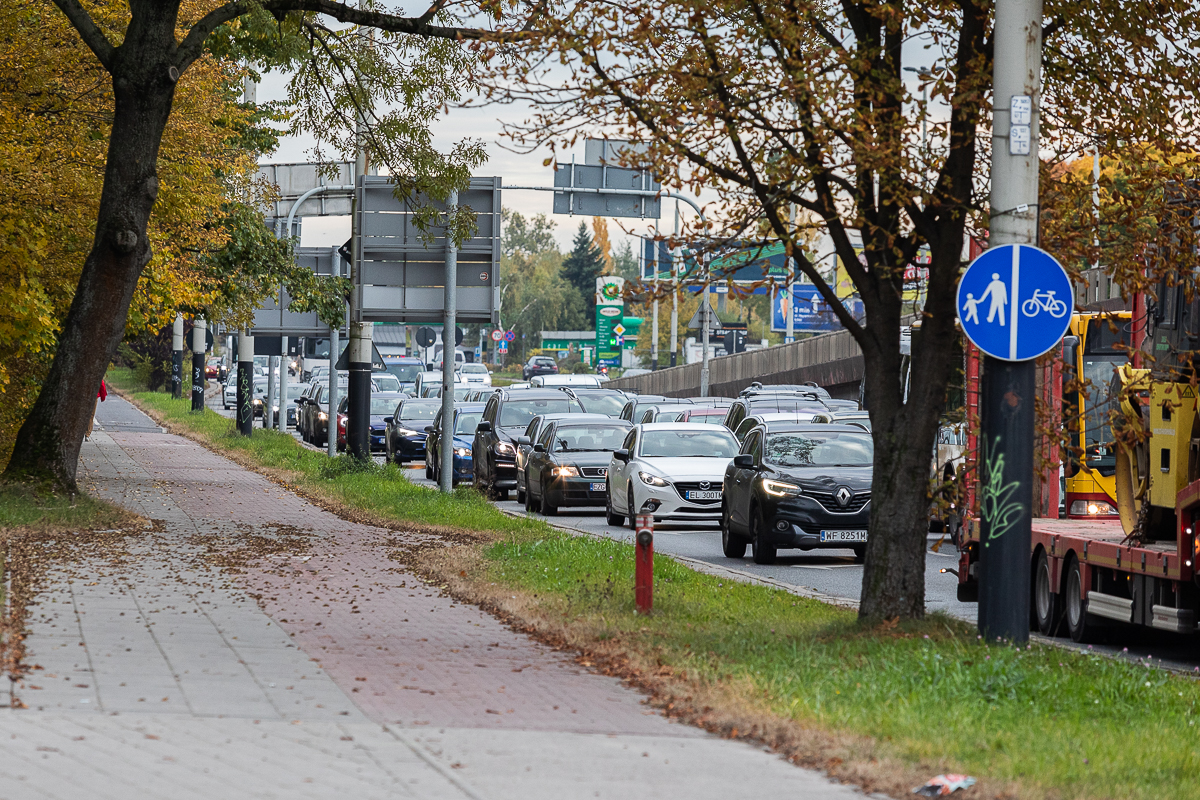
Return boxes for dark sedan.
[336,392,408,452]
[426,403,486,486]
[525,419,631,515]
[384,398,440,464]
[721,424,872,564]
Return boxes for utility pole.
[263,354,276,429]
[191,317,206,413]
[977,0,1043,645]
[669,200,679,368]
[171,314,184,399]
[650,238,659,371]
[345,5,372,460]
[700,260,711,397]
[277,336,288,432]
[328,246,341,459]
[236,329,254,435]
[440,190,459,493]
[786,206,796,344]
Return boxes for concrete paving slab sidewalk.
[2,395,872,799]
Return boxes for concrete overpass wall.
[607,329,864,400]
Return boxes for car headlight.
[552,466,580,477]
[639,471,669,487]
[1070,499,1116,516]
[252,398,262,406]
[454,447,472,457]
[318,412,327,421]
[763,479,802,497]
[495,441,516,457]
[397,427,418,437]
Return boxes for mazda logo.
[699,480,710,490]
[835,486,853,507]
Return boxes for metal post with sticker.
[635,504,654,613]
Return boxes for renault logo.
[835,486,853,507]
[699,480,711,490]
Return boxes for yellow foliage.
[0,0,257,462]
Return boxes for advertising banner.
[771,284,866,333]
[595,276,625,368]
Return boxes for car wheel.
[605,484,625,527]
[1065,555,1102,643]
[627,487,637,531]
[1035,549,1064,637]
[720,501,747,559]
[426,459,434,480]
[750,506,776,565]
[542,490,557,516]
[516,487,526,506]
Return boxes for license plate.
[819,530,868,542]
[590,482,607,492]
[685,490,722,500]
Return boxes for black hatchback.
[720,424,872,565]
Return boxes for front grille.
[581,467,608,478]
[673,481,723,505]
[805,490,870,513]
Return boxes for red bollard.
[635,511,654,613]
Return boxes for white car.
[531,374,601,388]
[605,423,741,528]
[459,363,493,386]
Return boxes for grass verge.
[111,367,1200,799]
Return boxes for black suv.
[473,389,584,499]
[523,356,559,381]
[721,424,873,564]
[721,393,829,432]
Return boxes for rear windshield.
[386,364,422,382]
[500,398,582,427]
[551,425,629,453]
[574,394,626,416]
[640,430,739,458]
[764,432,873,467]
[371,398,399,414]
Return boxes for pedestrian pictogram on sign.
[956,244,1073,362]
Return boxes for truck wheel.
[1034,550,1064,636]
[1064,556,1102,643]
[720,502,747,559]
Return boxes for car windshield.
[386,364,422,382]
[454,411,483,435]
[640,429,739,458]
[551,425,629,453]
[399,403,439,421]
[286,385,307,399]
[462,364,488,374]
[765,432,873,467]
[574,394,626,416]
[689,412,726,423]
[370,398,400,414]
[499,398,581,427]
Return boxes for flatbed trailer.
[959,500,1200,640]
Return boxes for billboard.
[771,284,865,333]
[595,276,625,367]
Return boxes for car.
[222,379,236,410]
[522,355,559,381]
[382,356,424,393]
[562,387,630,417]
[384,398,441,464]
[674,406,731,424]
[371,373,403,393]
[721,395,831,432]
[334,391,408,451]
[300,380,346,446]
[530,374,601,388]
[466,388,495,402]
[720,424,873,564]
[740,382,831,399]
[414,371,443,397]
[504,382,532,390]
[605,423,740,528]
[823,398,861,411]
[426,403,486,485]
[636,404,696,425]
[526,418,632,515]
[829,410,871,431]
[273,383,309,427]
[684,396,736,408]
[250,378,268,417]
[459,363,493,386]
[473,389,585,500]
[618,395,693,422]
[295,381,323,439]
[731,411,833,442]
[205,357,227,381]
[514,413,612,505]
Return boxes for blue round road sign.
[504,330,516,343]
[956,244,1073,361]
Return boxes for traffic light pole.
[976,0,1043,645]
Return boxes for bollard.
[635,507,654,613]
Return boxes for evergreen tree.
[561,222,605,326]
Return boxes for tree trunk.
[2,12,178,491]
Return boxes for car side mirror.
[533,443,546,453]
[517,436,530,445]
[477,420,493,432]
[384,416,394,425]
[733,454,755,468]
[613,449,629,462]
[424,425,434,433]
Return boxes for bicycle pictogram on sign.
[1021,289,1068,319]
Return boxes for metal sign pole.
[976,0,1044,645]
[191,317,206,413]
[236,329,254,435]
[171,314,184,399]
[440,190,459,494]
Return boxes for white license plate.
[685,490,722,501]
[590,482,606,492]
[819,530,868,542]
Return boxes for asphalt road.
[206,388,1200,673]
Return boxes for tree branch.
[50,0,116,70]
